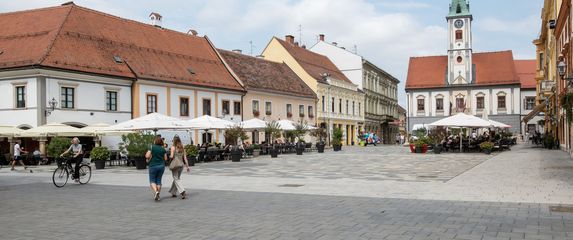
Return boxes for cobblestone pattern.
[1,183,572,240]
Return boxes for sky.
[0,0,543,107]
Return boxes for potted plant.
[47,137,72,165]
[184,144,198,166]
[332,127,343,151]
[428,128,446,154]
[252,144,261,157]
[479,141,494,154]
[287,112,293,118]
[311,127,327,153]
[413,136,430,153]
[119,133,154,170]
[253,110,260,117]
[265,121,282,158]
[91,146,110,169]
[544,134,555,149]
[224,125,248,162]
[294,121,308,155]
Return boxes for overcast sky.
[0,0,543,107]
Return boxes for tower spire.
[448,0,472,20]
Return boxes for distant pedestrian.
[146,136,167,201]
[11,139,28,171]
[168,135,190,199]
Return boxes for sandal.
[181,191,187,199]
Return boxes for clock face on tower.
[454,20,464,28]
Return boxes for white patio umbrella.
[78,123,128,136]
[428,113,493,128]
[276,119,297,131]
[107,113,187,131]
[20,123,86,137]
[489,120,511,129]
[0,125,23,137]
[240,118,268,130]
[185,115,234,130]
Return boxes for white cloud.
[377,1,432,9]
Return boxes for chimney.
[285,35,295,44]
[302,45,306,49]
[149,12,163,27]
[187,29,198,36]
[319,34,325,41]
[294,42,299,47]
[232,49,242,54]
[332,42,338,46]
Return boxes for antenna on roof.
[298,24,303,47]
[249,41,254,56]
[353,45,358,54]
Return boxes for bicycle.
[52,157,91,188]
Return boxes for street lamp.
[558,61,567,77]
[44,97,57,116]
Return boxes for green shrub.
[331,127,343,146]
[184,144,198,156]
[479,141,494,150]
[90,146,110,161]
[118,133,154,157]
[47,137,71,159]
[252,144,261,150]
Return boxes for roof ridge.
[218,48,283,65]
[68,4,205,41]
[38,4,74,65]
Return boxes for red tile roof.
[514,60,537,89]
[274,37,352,84]
[219,49,316,99]
[0,4,244,92]
[406,51,526,90]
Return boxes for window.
[358,102,361,116]
[286,104,292,117]
[299,105,305,117]
[61,87,75,109]
[346,100,349,114]
[456,97,465,109]
[525,97,535,110]
[265,102,272,115]
[321,96,325,112]
[202,99,211,116]
[222,100,230,115]
[339,99,342,114]
[436,98,444,111]
[233,101,241,115]
[15,86,25,108]
[352,101,355,115]
[106,91,117,111]
[476,96,484,110]
[146,94,157,114]
[497,95,506,109]
[331,97,335,113]
[252,100,259,113]
[539,52,544,70]
[455,30,463,40]
[308,106,314,118]
[179,97,189,116]
[417,99,425,111]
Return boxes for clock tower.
[447,0,473,85]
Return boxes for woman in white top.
[60,137,83,182]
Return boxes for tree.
[224,125,248,146]
[265,121,282,144]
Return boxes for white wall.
[310,41,363,89]
[170,88,195,119]
[139,84,167,115]
[0,77,38,127]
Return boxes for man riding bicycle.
[60,137,83,182]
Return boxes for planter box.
[94,160,106,169]
[316,144,325,153]
[333,145,342,152]
[134,157,147,170]
[270,148,278,158]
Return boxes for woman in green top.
[145,136,167,201]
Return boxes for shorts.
[13,156,21,161]
[148,165,165,185]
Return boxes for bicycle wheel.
[52,167,68,188]
[78,165,91,184]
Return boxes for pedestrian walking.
[146,136,167,201]
[11,139,28,171]
[168,135,190,199]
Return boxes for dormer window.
[113,56,123,63]
[149,12,162,27]
[187,67,195,75]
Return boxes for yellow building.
[262,36,365,145]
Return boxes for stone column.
[8,137,15,156]
[94,136,101,147]
[38,137,48,158]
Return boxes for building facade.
[406,0,536,134]
[310,35,400,143]
[262,36,364,145]
[219,49,317,143]
[0,3,246,151]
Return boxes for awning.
[522,103,545,123]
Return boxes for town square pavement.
[1,144,573,239]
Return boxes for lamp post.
[558,60,568,149]
[44,97,58,117]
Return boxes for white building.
[0,3,245,154]
[405,0,536,134]
[310,35,400,143]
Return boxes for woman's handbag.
[169,153,184,170]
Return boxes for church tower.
[447,0,473,85]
